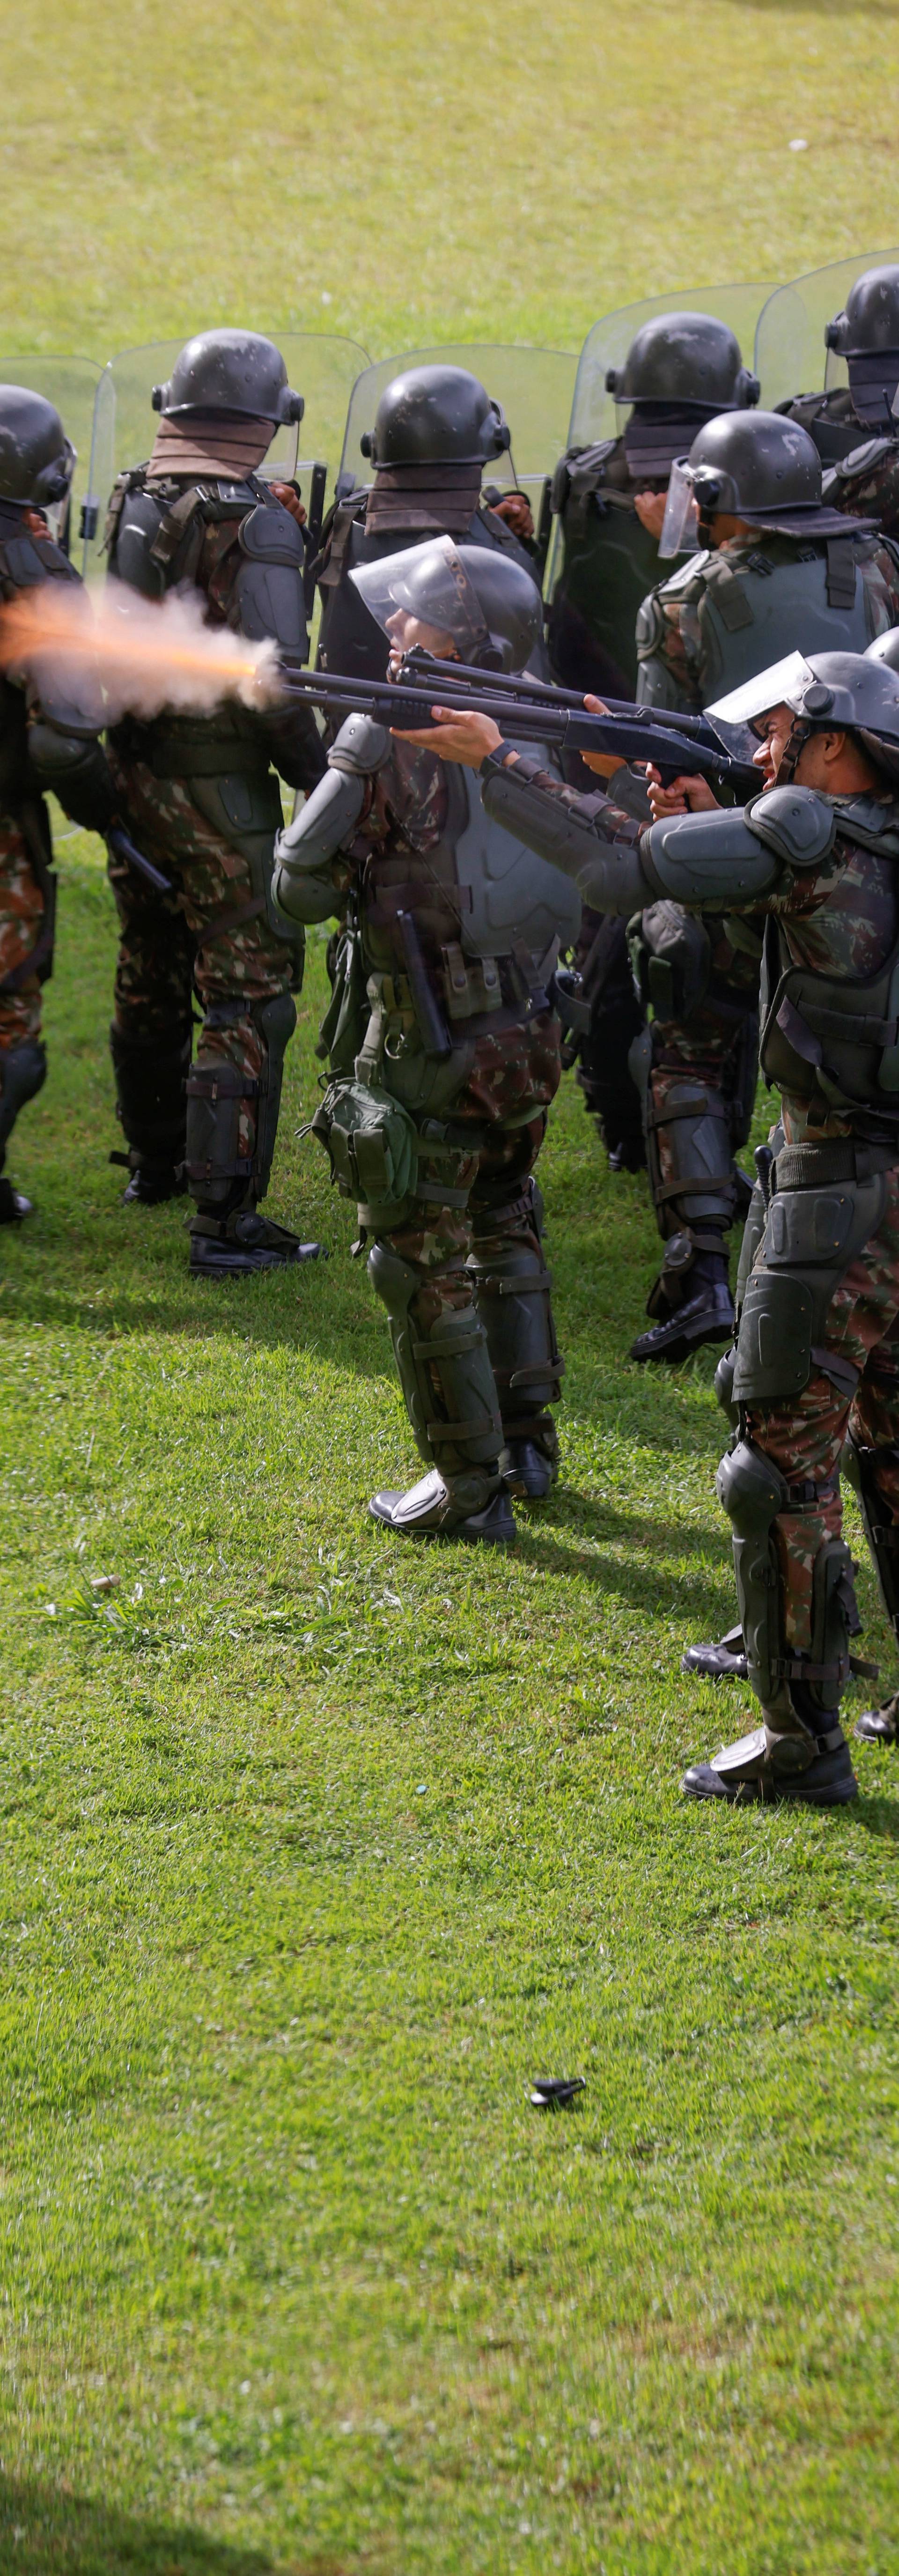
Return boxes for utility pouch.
[309,1077,420,1225]
[440,940,502,1023]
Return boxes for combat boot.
[189,1209,322,1277]
[369,1466,516,1545]
[111,1150,188,1206]
[0,1177,34,1222]
[631,1242,734,1365]
[682,1717,858,1807]
[855,1692,899,1746]
[681,1624,748,1683]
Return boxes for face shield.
[657,459,700,559]
[350,534,493,663]
[704,652,818,760]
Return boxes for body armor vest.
[106,467,308,774]
[316,489,541,681]
[362,750,580,986]
[548,437,690,696]
[759,794,899,1134]
[637,531,895,711]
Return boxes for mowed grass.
[2,847,899,2576]
[3,3,899,2568]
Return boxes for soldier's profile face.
[386,606,460,664]
[752,703,792,788]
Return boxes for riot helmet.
[659,409,867,556]
[151,330,304,427]
[707,648,899,784]
[825,266,899,427]
[605,311,759,412]
[0,385,75,511]
[359,366,511,469]
[350,533,541,672]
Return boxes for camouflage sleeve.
[634,588,703,714]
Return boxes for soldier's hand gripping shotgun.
[269,646,759,798]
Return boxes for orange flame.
[0,578,280,721]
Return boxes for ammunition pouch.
[733,1160,885,1406]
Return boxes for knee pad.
[645,1080,736,1235]
[368,1239,501,1478]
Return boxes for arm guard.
[230,501,325,792]
[272,764,368,925]
[479,753,656,916]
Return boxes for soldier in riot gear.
[546,314,759,1186]
[0,385,125,1220]
[104,327,326,1274]
[621,409,899,1361]
[415,646,899,1803]
[779,265,899,511]
[315,364,543,683]
[272,535,577,1543]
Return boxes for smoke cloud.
[0,578,283,722]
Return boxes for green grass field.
[3,6,899,2569]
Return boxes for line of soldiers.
[7,267,899,1802]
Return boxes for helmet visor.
[657,459,700,559]
[350,534,492,660]
[705,651,818,750]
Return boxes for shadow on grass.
[519,1492,735,1627]
[0,2476,353,2575]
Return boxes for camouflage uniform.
[825,437,899,540]
[274,709,572,1537]
[626,523,899,1359]
[0,505,118,1218]
[105,476,325,1261]
[477,696,899,1796]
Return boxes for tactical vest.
[636,531,894,711]
[361,748,580,993]
[105,467,308,774]
[759,794,899,1133]
[548,437,688,696]
[316,489,541,682]
[775,389,862,468]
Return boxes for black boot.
[111,1151,188,1206]
[855,1692,899,1746]
[501,1435,557,1501]
[369,1467,516,1545]
[681,1624,748,1683]
[631,1242,734,1365]
[682,1718,858,1806]
[0,1176,34,1222]
[110,1023,190,1201]
[189,1208,323,1277]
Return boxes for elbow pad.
[272,764,367,924]
[641,807,781,907]
[28,725,117,833]
[328,711,391,776]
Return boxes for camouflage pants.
[743,1169,899,1721]
[378,1011,564,1466]
[107,756,300,1203]
[0,815,44,1055]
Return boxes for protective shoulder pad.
[328,711,391,776]
[238,501,305,568]
[0,531,78,591]
[834,434,895,482]
[744,785,837,872]
[656,549,711,599]
[642,805,783,907]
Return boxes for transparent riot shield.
[0,354,103,568]
[338,343,578,571]
[567,285,771,451]
[85,329,370,581]
[754,249,899,411]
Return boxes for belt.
[773,1137,899,1191]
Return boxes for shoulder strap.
[701,552,755,632]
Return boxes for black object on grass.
[529,2078,586,2110]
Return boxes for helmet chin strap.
[776,717,816,785]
